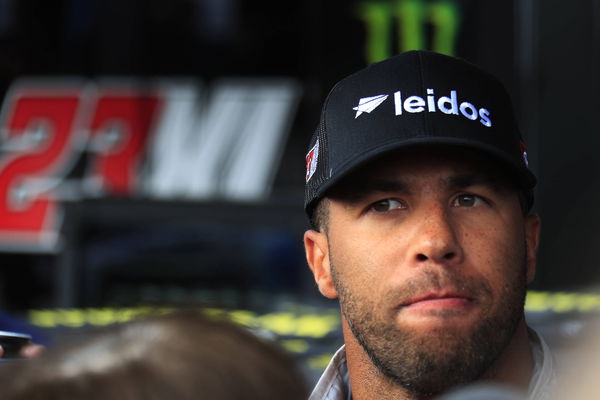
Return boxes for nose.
[410,207,464,266]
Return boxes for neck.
[480,317,534,388]
[343,315,534,400]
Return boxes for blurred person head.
[0,310,308,400]
[549,316,600,400]
[435,382,527,400]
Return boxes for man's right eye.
[370,198,405,212]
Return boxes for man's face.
[304,147,540,396]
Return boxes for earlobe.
[303,230,338,299]
[524,214,541,284]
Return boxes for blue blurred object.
[0,310,49,346]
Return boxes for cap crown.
[305,51,535,215]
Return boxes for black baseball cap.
[304,50,536,219]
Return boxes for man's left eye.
[452,194,484,207]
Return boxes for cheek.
[328,231,393,297]
[459,216,526,284]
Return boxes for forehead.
[330,146,515,194]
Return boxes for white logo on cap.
[305,139,319,182]
[352,94,389,118]
[352,88,492,127]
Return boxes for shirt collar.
[528,328,556,400]
[309,345,350,400]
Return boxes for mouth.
[399,291,475,311]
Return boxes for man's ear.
[303,230,338,299]
[524,214,541,284]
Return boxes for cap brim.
[313,137,536,202]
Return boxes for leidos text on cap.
[354,88,492,128]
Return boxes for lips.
[399,291,474,309]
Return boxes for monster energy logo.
[357,0,461,63]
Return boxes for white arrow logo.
[352,94,389,118]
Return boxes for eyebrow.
[330,178,410,203]
[445,172,509,193]
[332,172,508,203]
[445,173,504,190]
[358,178,411,194]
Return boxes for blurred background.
[0,0,598,384]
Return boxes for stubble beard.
[330,256,527,397]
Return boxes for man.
[303,51,554,400]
